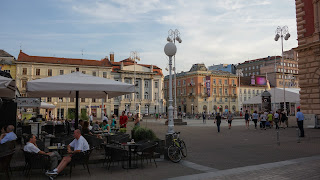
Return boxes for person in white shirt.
[46,129,89,176]
[103,114,109,123]
[259,112,268,130]
[24,134,61,170]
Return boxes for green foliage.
[133,127,157,142]
[68,108,75,120]
[119,128,127,133]
[80,109,88,120]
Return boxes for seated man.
[24,134,61,170]
[0,125,17,144]
[46,129,89,176]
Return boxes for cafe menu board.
[17,97,41,107]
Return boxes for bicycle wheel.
[167,145,182,163]
[180,140,187,157]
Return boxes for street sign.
[17,97,41,107]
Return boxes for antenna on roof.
[81,49,84,58]
[20,42,22,51]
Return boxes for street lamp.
[236,69,243,113]
[59,98,62,120]
[54,101,57,120]
[275,26,290,114]
[164,42,177,134]
[167,29,182,119]
[130,51,140,115]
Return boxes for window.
[248,67,251,70]
[183,80,186,85]
[253,90,255,94]
[92,98,96,103]
[244,97,247,101]
[213,79,216,84]
[256,66,258,69]
[245,73,247,76]
[92,71,96,76]
[178,80,180,86]
[4,70,10,74]
[81,98,85,102]
[59,70,64,75]
[47,97,51,102]
[213,88,216,94]
[224,88,228,94]
[144,92,149,99]
[82,71,86,74]
[219,88,222,94]
[145,81,149,88]
[232,80,235,85]
[240,89,242,94]
[219,98,222,102]
[183,88,186,95]
[71,70,75,73]
[59,97,63,102]
[191,78,194,83]
[225,98,228,102]
[36,69,40,76]
[253,72,255,75]
[155,81,158,88]
[48,69,52,76]
[219,79,222,84]
[164,83,167,88]
[256,72,259,75]
[248,90,251,94]
[245,68,247,70]
[244,89,247,94]
[178,89,181,95]
[252,66,255,70]
[191,98,194,102]
[214,98,216,102]
[103,72,107,78]
[23,68,27,75]
[233,89,235,94]
[224,80,227,84]
[203,77,205,82]
[136,92,140,99]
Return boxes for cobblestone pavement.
[4,118,320,180]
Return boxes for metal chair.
[0,150,15,180]
[69,148,94,178]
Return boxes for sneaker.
[46,171,58,176]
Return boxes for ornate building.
[164,64,238,114]
[16,51,163,119]
[295,0,320,119]
[0,49,16,79]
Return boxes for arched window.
[144,92,149,99]
[145,81,149,88]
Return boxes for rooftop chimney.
[110,52,114,62]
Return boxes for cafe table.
[47,145,66,155]
[121,142,141,169]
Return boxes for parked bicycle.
[167,132,187,163]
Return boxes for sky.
[0,0,297,75]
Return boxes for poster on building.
[206,76,210,97]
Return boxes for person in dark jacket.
[214,113,222,132]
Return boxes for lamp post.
[167,29,182,119]
[130,51,140,115]
[164,42,177,134]
[54,101,57,120]
[236,69,243,113]
[59,98,62,120]
[274,26,290,114]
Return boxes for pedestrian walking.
[259,112,267,130]
[267,111,273,128]
[226,111,233,129]
[214,113,222,132]
[280,110,287,129]
[252,110,259,129]
[244,110,250,129]
[202,112,206,124]
[274,110,280,129]
[296,108,305,137]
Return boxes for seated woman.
[134,113,140,127]
[102,120,110,133]
[81,121,93,135]
[92,121,101,131]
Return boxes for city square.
[1,0,320,179]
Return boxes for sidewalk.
[4,119,320,179]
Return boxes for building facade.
[16,51,163,119]
[164,64,238,114]
[0,49,16,79]
[295,0,320,119]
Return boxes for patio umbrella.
[0,75,16,98]
[26,71,134,128]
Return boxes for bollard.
[297,128,300,143]
[276,130,280,146]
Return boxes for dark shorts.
[228,120,232,124]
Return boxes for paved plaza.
[4,118,320,180]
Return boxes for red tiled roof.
[17,51,113,67]
[17,51,163,76]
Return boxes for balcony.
[200,82,205,86]
[201,93,208,97]
[232,84,237,87]
[188,82,195,86]
[188,93,195,97]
